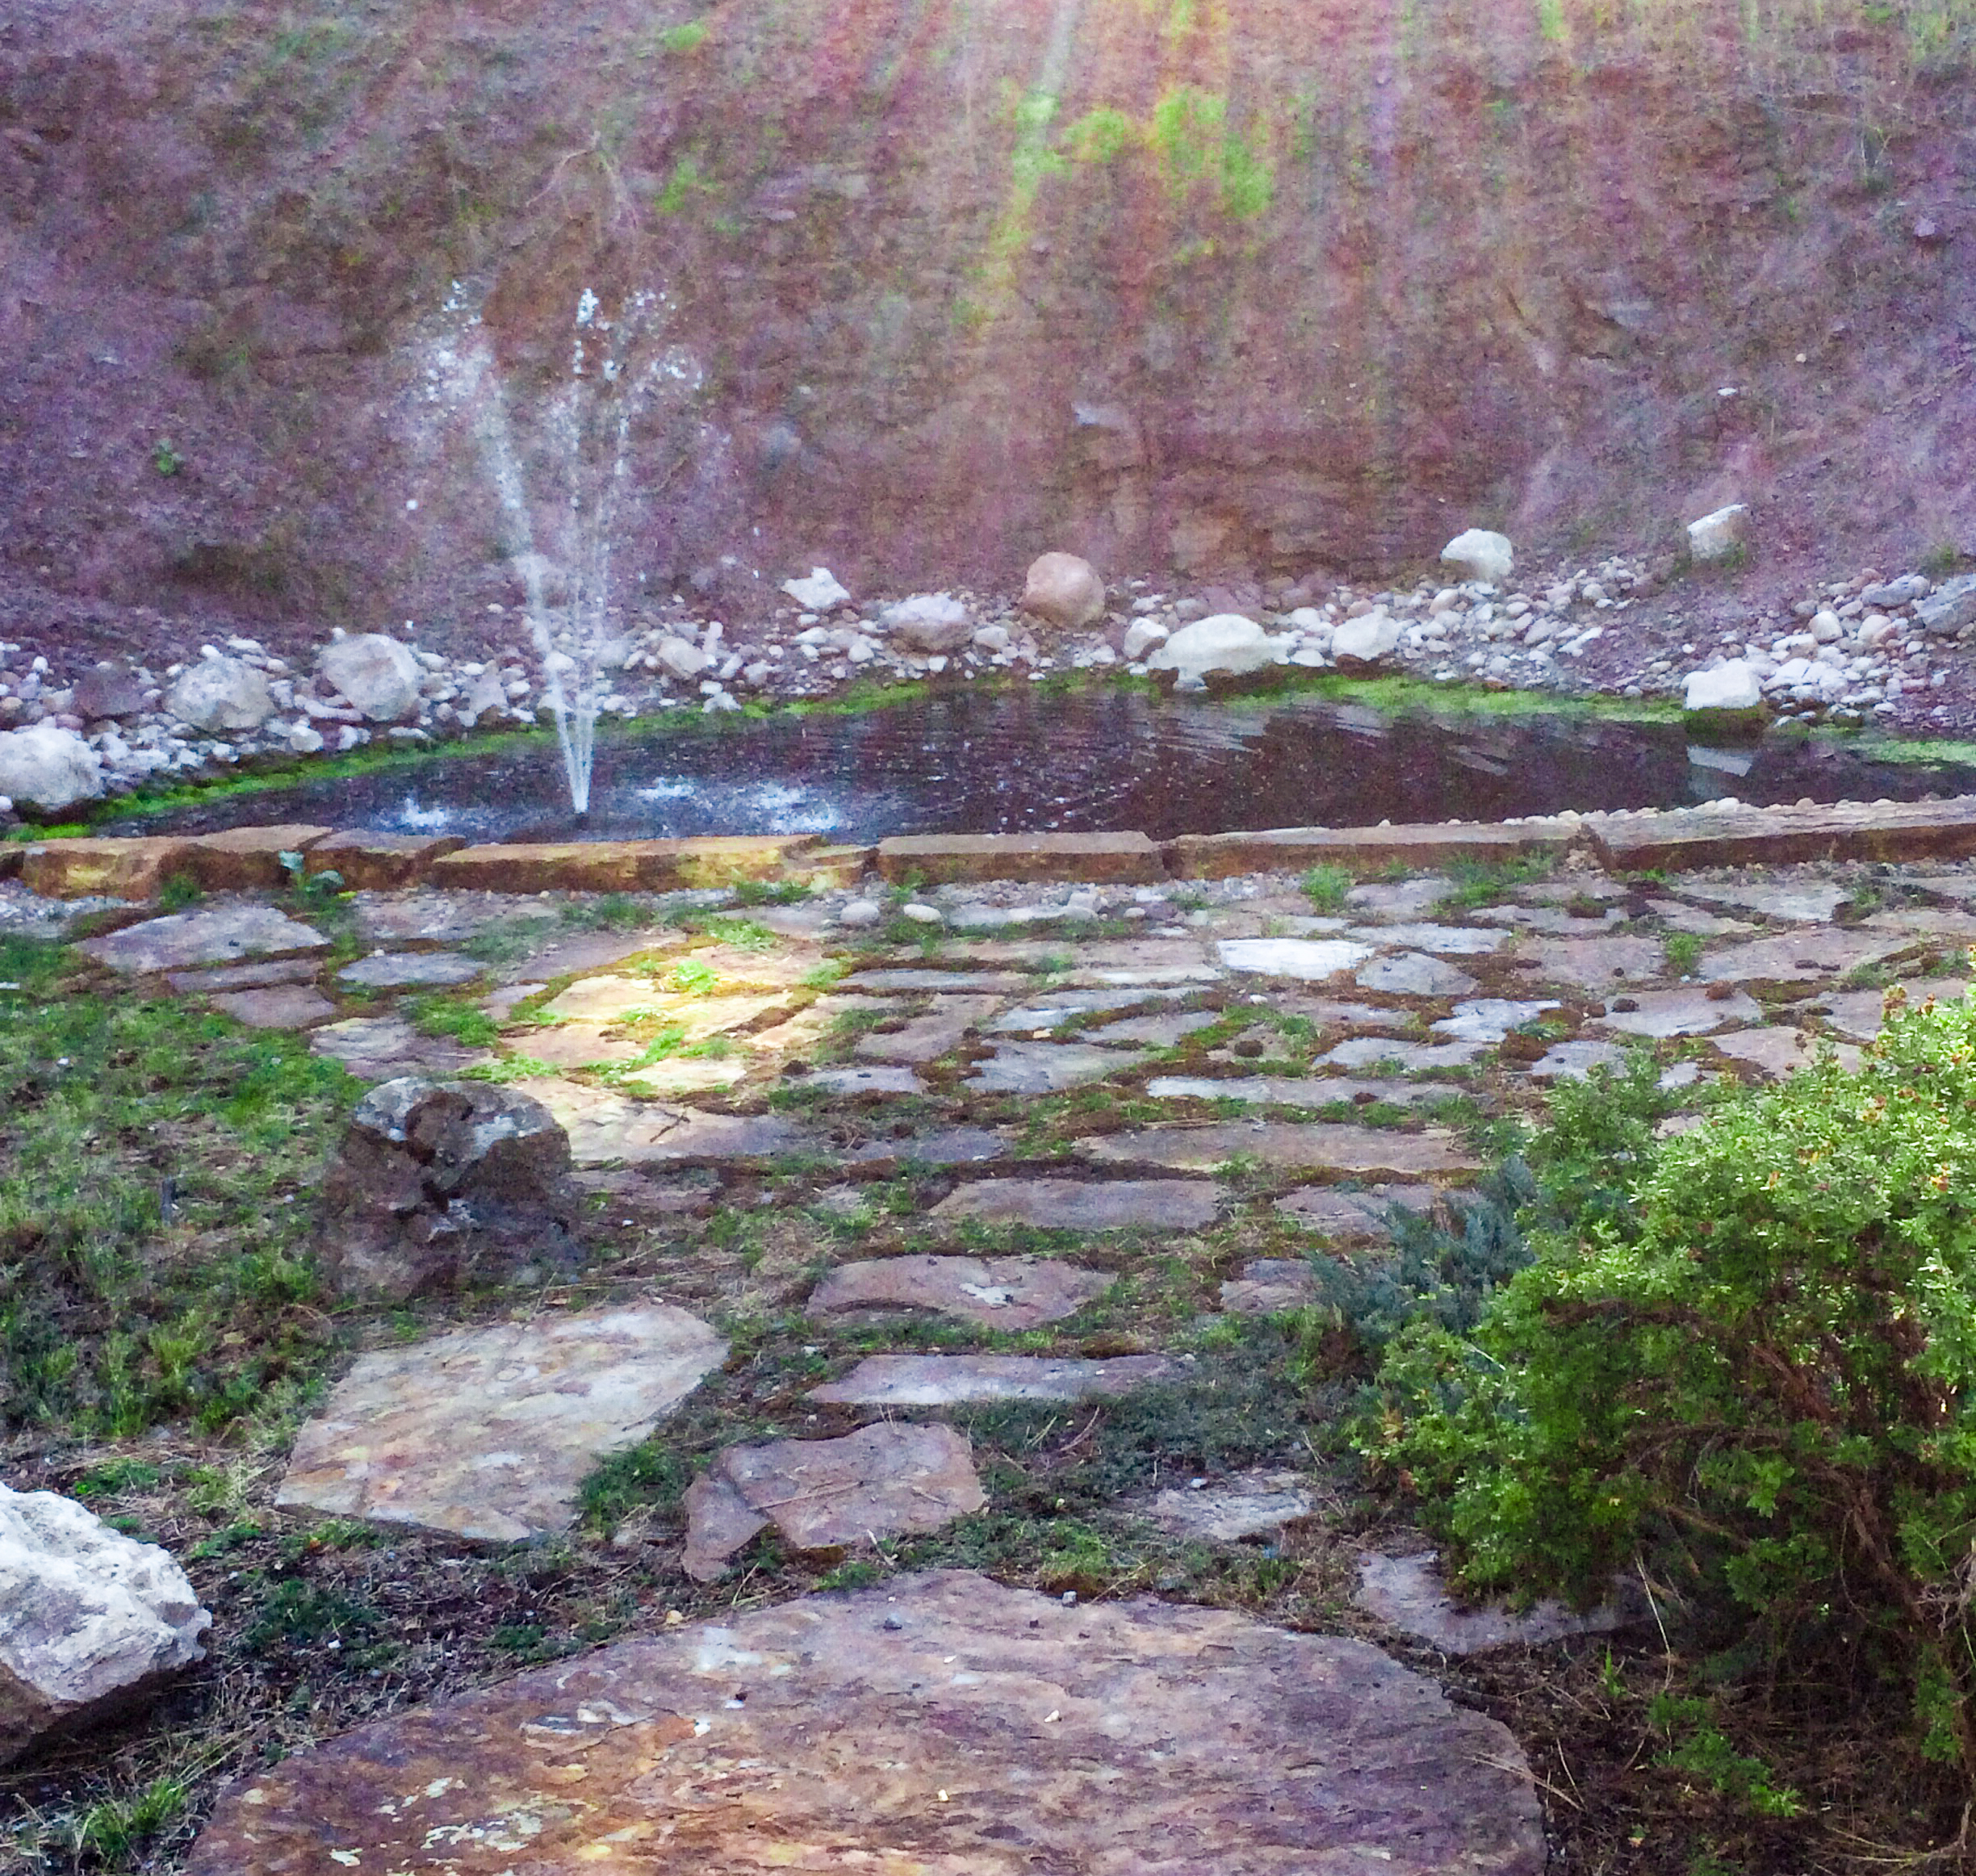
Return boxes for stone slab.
[354,894,511,947]
[1170,818,1581,877]
[1083,1124,1478,1175]
[1432,999,1559,1042]
[1217,936,1375,980]
[1346,923,1507,955]
[1082,1008,1221,1045]
[181,823,334,892]
[852,995,1001,1063]
[805,1064,924,1096]
[209,985,338,1030]
[165,957,320,994]
[1708,1027,1861,1078]
[304,830,467,890]
[1675,880,1847,922]
[530,1082,812,1166]
[77,906,328,974]
[1865,906,1976,940]
[1275,1183,1439,1242]
[808,1253,1112,1327]
[1357,1551,1638,1656]
[184,1572,1546,1876]
[337,951,486,990]
[931,1176,1222,1232]
[1346,876,1455,919]
[1591,986,1763,1037]
[811,1352,1175,1406]
[966,1041,1150,1091]
[681,1426,986,1581]
[274,1304,726,1543]
[986,987,1186,1031]
[1819,978,1968,1040]
[1322,1036,1484,1070]
[875,830,1164,885]
[1147,1074,1448,1108]
[19,836,195,901]
[1354,952,1480,997]
[309,1016,484,1082]
[1144,1469,1316,1542]
[844,1124,1010,1166]
[432,835,822,894]
[1526,1038,1628,1081]
[1588,796,1976,872]
[1693,928,1911,984]
[1219,1258,1322,1314]
[618,1057,753,1095]
[845,969,1035,993]
[1644,898,1752,936]
[1512,933,1667,991]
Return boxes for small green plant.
[72,1457,162,1499]
[1300,865,1354,913]
[157,871,203,912]
[1921,542,1965,578]
[406,995,500,1048]
[1664,930,1704,975]
[655,18,707,53]
[1648,1694,1803,1817]
[278,849,343,903]
[664,956,720,995]
[151,438,184,477]
[65,1775,190,1861]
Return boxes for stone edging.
[10,794,1976,903]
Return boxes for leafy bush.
[1364,986,1976,1786]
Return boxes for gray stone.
[809,1253,1111,1327]
[1645,898,1752,936]
[1675,880,1847,922]
[530,1082,812,1166]
[1442,526,1515,583]
[1357,1551,1639,1656]
[1321,1036,1484,1070]
[881,593,973,652]
[1146,1074,1448,1108]
[73,661,145,721]
[1592,986,1763,1037]
[1709,1027,1861,1078]
[1084,1123,1477,1175]
[812,1352,1175,1406]
[986,987,1185,1031]
[1916,572,1976,637]
[966,1041,1150,1092]
[1433,999,1559,1042]
[166,957,320,994]
[1275,1183,1438,1242]
[336,951,486,990]
[316,1077,580,1298]
[1526,1038,1628,1080]
[310,1015,484,1082]
[165,655,274,733]
[852,995,1001,1063]
[1082,1008,1221,1045]
[1865,906,1976,941]
[682,1426,985,1581]
[1355,952,1480,998]
[1143,1469,1316,1542]
[931,1177,1222,1232]
[1149,613,1281,681]
[210,985,337,1030]
[0,1484,211,1766]
[1346,923,1506,955]
[77,906,326,974]
[1513,934,1667,991]
[354,894,509,947]
[1346,876,1455,919]
[274,1304,725,1543]
[1693,929,1909,984]
[317,633,423,721]
[846,969,1033,993]
[0,724,103,812]
[1474,902,1630,935]
[844,1125,1009,1166]
[1219,936,1375,979]
[1219,1258,1321,1313]
[183,1572,1546,1876]
[1819,979,1967,1040]
[806,1063,924,1096]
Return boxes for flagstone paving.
[811,1352,1177,1405]
[928,1176,1223,1232]
[807,1253,1114,1326]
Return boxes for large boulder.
[1019,552,1106,630]
[1683,660,1763,714]
[1916,572,1976,639]
[781,566,851,611]
[1686,504,1748,564]
[1440,528,1515,584]
[1331,611,1402,664]
[165,655,274,734]
[0,1483,211,1765]
[0,724,103,813]
[881,593,973,654]
[317,634,423,722]
[316,1077,581,1298]
[1147,613,1282,684]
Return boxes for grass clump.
[1300,864,1354,912]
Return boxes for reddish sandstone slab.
[20,837,195,901]
[875,830,1164,885]
[184,1572,1546,1876]
[180,824,334,891]
[1588,796,1976,873]
[1170,819,1581,879]
[304,829,468,890]
[430,835,821,894]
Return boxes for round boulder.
[1146,613,1280,684]
[317,634,423,722]
[1020,551,1106,630]
[0,724,103,813]
[1441,528,1515,585]
[165,655,274,734]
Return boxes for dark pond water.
[119,688,1976,845]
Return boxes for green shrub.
[1364,985,1976,1788]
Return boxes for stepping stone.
[496,928,661,982]
[1645,898,1753,936]
[846,969,1032,992]
[1355,952,1479,998]
[745,993,893,1053]
[811,1351,1174,1406]
[355,894,510,947]
[165,957,319,994]
[809,1254,1112,1327]
[1473,903,1629,935]
[1819,978,1967,1040]
[274,1303,725,1543]
[76,907,327,974]
[1356,1551,1639,1656]
[1694,929,1910,985]
[530,1082,811,1165]
[1290,996,1414,1028]
[619,1057,752,1095]
[987,986,1183,1032]
[309,1015,484,1082]
[509,1024,643,1070]
[681,1424,986,1581]
[209,985,337,1030]
[1432,998,1559,1042]
[1321,1036,1484,1070]
[931,1177,1222,1232]
[538,974,665,1020]
[1083,1124,1477,1176]
[1275,1183,1438,1242]
[1677,880,1847,922]
[1865,906,1976,940]
[1708,1027,1861,1078]
[1526,1038,1627,1081]
[853,995,1001,1063]
[1513,934,1666,991]
[1346,922,1506,955]
[806,1064,924,1096]
[481,979,546,1020]
[335,951,484,990]
[966,1041,1150,1092]
[1220,1258,1321,1313]
[1143,1468,1316,1542]
[1218,937,1375,980]
[1513,876,1630,906]
[1591,985,1762,1037]
[845,1124,1009,1166]
[184,1572,1546,1876]
[1145,1074,1449,1108]
[1346,874,1455,918]
[1898,872,1976,904]
[1082,1008,1221,1046]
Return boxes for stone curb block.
[1167,819,1584,878]
[876,831,1164,885]
[21,836,199,901]
[181,824,334,892]
[429,835,825,894]
[0,844,19,882]
[303,831,469,891]
[1588,796,1976,872]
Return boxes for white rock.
[1121,619,1169,660]
[882,594,973,654]
[1332,611,1403,664]
[289,723,325,754]
[1440,529,1514,584]
[0,724,103,811]
[165,655,274,733]
[656,637,713,681]
[317,634,423,722]
[1427,588,1462,616]
[973,624,1011,653]
[781,567,851,611]
[1019,552,1106,630]
[1147,614,1277,683]
[0,1484,211,1765]
[1686,504,1748,563]
[1683,660,1762,713]
[1810,609,1842,643]
[901,902,944,925]
[837,899,885,929]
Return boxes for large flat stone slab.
[1526,1038,1628,1081]
[1512,934,1666,991]
[1675,880,1847,922]
[77,906,327,974]
[986,986,1187,1031]
[209,985,338,1030]
[432,835,821,894]
[1218,937,1375,979]
[846,969,1035,993]
[682,1426,986,1581]
[309,1015,485,1082]
[185,1571,1547,1876]
[1322,1036,1484,1070]
[274,1304,726,1543]
[180,823,336,892]
[19,835,195,901]
[1356,1551,1639,1656]
[804,1063,925,1096]
[1275,1183,1441,1242]
[811,1352,1174,1405]
[966,1040,1150,1091]
[1355,952,1480,997]
[853,995,1002,1063]
[1147,1074,1450,1108]
[1818,978,1967,1040]
[1592,985,1762,1037]
[530,1082,812,1166]
[931,1176,1222,1232]
[302,830,467,890]
[1082,1007,1221,1045]
[1172,816,1579,876]
[1432,998,1559,1041]
[875,830,1164,884]
[1346,922,1507,955]
[1589,795,1976,872]
[1693,928,1911,984]
[1143,1468,1317,1542]
[1083,1124,1478,1176]
[336,951,486,990]
[844,1124,1009,1166]
[809,1254,1112,1326]
[1220,1258,1321,1313]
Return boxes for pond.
[115,686,1976,845]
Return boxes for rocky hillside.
[1,0,1973,660]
